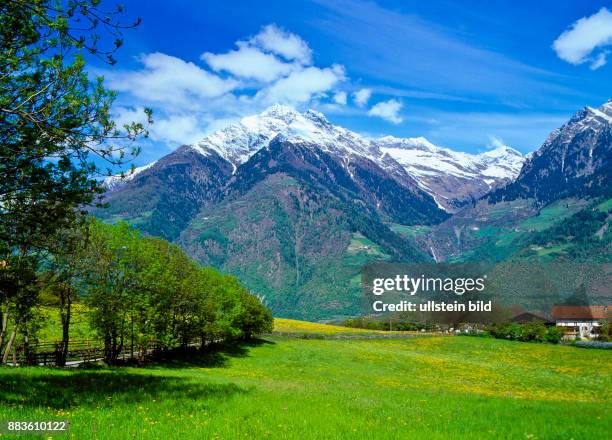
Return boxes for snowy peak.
[378,136,524,180]
[103,161,157,191]
[193,104,377,168]
[481,145,523,158]
[544,99,612,149]
[169,105,526,211]
[259,103,301,120]
[488,99,611,206]
[379,135,440,152]
[103,105,530,211]
[378,136,525,210]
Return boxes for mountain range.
[104,104,526,213]
[97,100,612,319]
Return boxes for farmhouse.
[551,306,610,339]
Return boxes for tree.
[0,0,151,252]
[0,253,39,363]
[81,221,142,364]
[0,1,150,362]
[39,217,91,365]
[234,291,273,339]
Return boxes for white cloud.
[151,114,207,145]
[256,65,345,105]
[202,45,295,82]
[199,23,345,106]
[552,7,612,69]
[107,52,238,108]
[487,135,506,149]
[368,99,403,124]
[106,24,353,151]
[250,24,312,64]
[353,88,372,107]
[589,50,609,70]
[333,91,347,105]
[113,106,207,145]
[113,106,149,128]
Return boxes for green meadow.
[0,321,610,439]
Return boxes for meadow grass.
[37,304,95,342]
[0,334,609,439]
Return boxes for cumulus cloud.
[256,65,345,105]
[106,24,351,146]
[151,114,208,145]
[552,7,612,69]
[333,91,348,105]
[249,24,312,64]
[368,99,403,124]
[353,88,372,107]
[202,45,295,82]
[201,24,344,106]
[107,52,238,108]
[113,106,207,145]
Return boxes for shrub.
[545,326,562,344]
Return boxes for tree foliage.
[78,221,272,364]
[0,0,151,252]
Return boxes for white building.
[552,306,609,340]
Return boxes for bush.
[597,323,610,342]
[545,326,563,344]
[489,323,561,344]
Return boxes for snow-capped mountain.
[489,99,611,205]
[103,161,157,191]
[193,104,382,171]
[378,136,525,210]
[105,104,524,211]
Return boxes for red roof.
[552,306,610,320]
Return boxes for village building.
[551,306,609,340]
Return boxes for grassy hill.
[1,324,609,439]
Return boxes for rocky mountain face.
[104,105,525,214]
[488,100,612,205]
[425,100,612,264]
[99,146,233,240]
[378,136,525,210]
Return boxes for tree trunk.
[0,305,9,353]
[56,286,72,367]
[2,322,18,364]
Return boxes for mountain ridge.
[105,104,525,210]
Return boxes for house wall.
[555,320,601,339]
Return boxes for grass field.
[37,304,94,342]
[272,318,418,337]
[0,319,610,439]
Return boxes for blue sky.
[96,0,612,164]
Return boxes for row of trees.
[1,219,273,365]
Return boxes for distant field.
[274,318,377,334]
[388,223,431,238]
[0,327,609,439]
[272,318,418,337]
